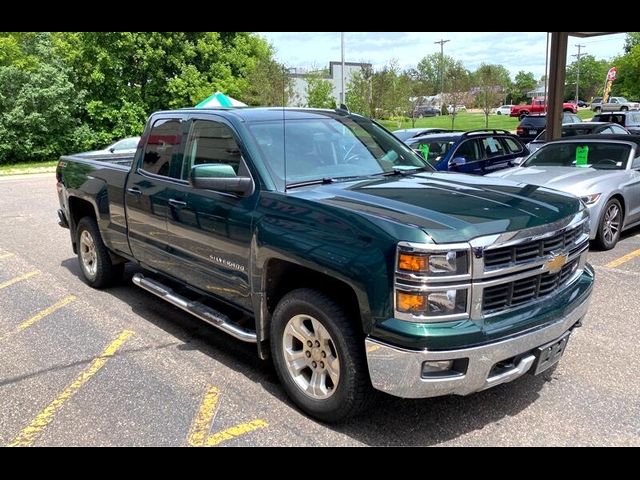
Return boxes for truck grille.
[484,224,583,269]
[482,259,579,314]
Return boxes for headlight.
[396,289,468,317]
[395,242,471,322]
[581,193,601,205]
[397,250,469,276]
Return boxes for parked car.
[76,137,141,157]
[56,106,594,421]
[592,111,640,134]
[447,104,466,114]
[487,134,640,250]
[577,100,590,108]
[392,128,460,142]
[516,112,582,142]
[412,105,440,118]
[511,98,577,119]
[591,96,640,113]
[404,129,529,174]
[526,122,629,154]
[495,104,514,115]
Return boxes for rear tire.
[595,198,622,250]
[270,288,372,422]
[76,217,124,288]
[594,106,601,113]
[621,106,629,112]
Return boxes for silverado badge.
[547,252,568,274]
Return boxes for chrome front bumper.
[365,292,591,399]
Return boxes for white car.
[447,104,466,114]
[495,104,514,115]
[76,137,141,157]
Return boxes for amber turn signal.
[396,291,426,313]
[398,253,428,272]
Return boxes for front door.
[125,116,185,271]
[165,116,256,310]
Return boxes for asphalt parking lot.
[0,174,638,446]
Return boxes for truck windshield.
[523,142,631,170]
[245,111,431,189]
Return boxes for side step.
[132,273,257,343]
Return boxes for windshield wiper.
[379,166,432,176]
[286,177,337,189]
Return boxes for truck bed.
[61,153,135,170]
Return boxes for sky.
[257,32,627,79]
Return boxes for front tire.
[621,106,629,112]
[270,288,372,422]
[595,198,622,250]
[76,217,124,288]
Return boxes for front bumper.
[365,283,592,398]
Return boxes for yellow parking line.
[0,271,39,290]
[606,248,640,269]
[188,385,268,447]
[7,329,134,447]
[0,253,14,260]
[0,295,76,342]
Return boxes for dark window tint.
[524,142,630,170]
[141,119,182,178]
[182,120,243,179]
[454,139,481,161]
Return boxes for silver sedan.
[487,135,640,250]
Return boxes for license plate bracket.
[530,331,571,376]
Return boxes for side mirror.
[189,164,254,197]
[449,156,467,169]
[108,147,116,153]
[511,157,525,166]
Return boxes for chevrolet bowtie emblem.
[547,252,568,274]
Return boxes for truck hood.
[292,171,581,244]
[488,165,622,196]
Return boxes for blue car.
[404,129,529,175]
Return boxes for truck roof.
[152,107,355,122]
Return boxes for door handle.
[127,187,142,196]
[168,198,187,208]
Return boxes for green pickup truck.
[56,107,594,422]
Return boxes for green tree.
[444,61,471,129]
[509,71,536,104]
[416,53,456,97]
[473,64,510,127]
[564,54,609,102]
[0,63,92,164]
[305,71,335,108]
[244,58,294,107]
[346,65,373,117]
[613,45,640,100]
[624,32,640,53]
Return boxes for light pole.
[341,32,345,105]
[434,38,450,110]
[573,44,586,105]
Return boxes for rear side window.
[480,136,505,158]
[502,137,524,154]
[141,118,182,178]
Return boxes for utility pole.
[341,32,345,105]
[572,44,586,105]
[434,38,450,110]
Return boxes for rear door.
[125,115,186,270]
[449,138,483,173]
[164,114,256,310]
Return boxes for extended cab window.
[141,119,182,178]
[182,120,244,179]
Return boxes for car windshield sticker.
[575,145,589,166]
[419,144,430,158]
